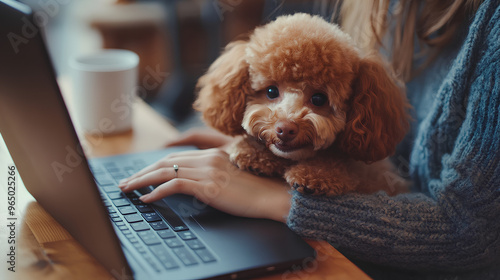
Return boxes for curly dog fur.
[194,13,411,196]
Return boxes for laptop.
[0,1,316,279]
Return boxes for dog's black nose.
[275,120,298,141]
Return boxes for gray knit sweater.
[287,0,500,273]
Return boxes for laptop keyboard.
[90,160,216,272]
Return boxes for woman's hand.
[118,148,292,223]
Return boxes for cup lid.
[69,49,139,72]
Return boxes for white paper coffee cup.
[69,49,139,135]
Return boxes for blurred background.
[20,0,340,130]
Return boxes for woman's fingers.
[139,179,200,203]
[118,151,203,186]
[119,149,230,187]
[138,179,222,205]
[120,166,203,192]
[118,160,168,186]
[139,178,227,210]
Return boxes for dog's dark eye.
[266,86,279,99]
[311,93,328,106]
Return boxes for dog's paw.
[291,183,324,195]
[228,137,290,177]
[230,151,284,177]
[285,164,356,196]
[290,182,346,196]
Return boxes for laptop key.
[133,160,147,170]
[149,244,179,270]
[94,175,115,186]
[124,167,137,176]
[131,222,150,232]
[153,205,188,231]
[118,225,128,231]
[142,212,162,222]
[138,247,148,255]
[185,239,205,250]
[110,172,127,181]
[129,197,143,205]
[164,237,184,248]
[157,229,176,239]
[102,186,120,193]
[136,204,154,213]
[103,162,117,168]
[124,214,143,223]
[126,192,139,198]
[150,221,169,230]
[104,163,119,173]
[172,247,198,266]
[108,192,125,200]
[118,206,137,215]
[137,231,162,245]
[113,198,130,207]
[143,255,161,272]
[194,248,217,263]
[90,164,105,173]
[177,230,196,240]
[129,237,139,243]
[124,232,134,239]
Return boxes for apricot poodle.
[194,13,410,196]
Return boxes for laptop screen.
[0,0,132,274]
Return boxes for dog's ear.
[194,40,250,136]
[336,56,410,163]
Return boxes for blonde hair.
[339,0,483,81]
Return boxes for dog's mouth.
[269,141,315,160]
[273,141,303,152]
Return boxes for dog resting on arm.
[194,13,411,196]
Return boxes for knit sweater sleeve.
[287,1,500,271]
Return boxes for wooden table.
[0,80,371,280]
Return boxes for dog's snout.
[275,120,298,141]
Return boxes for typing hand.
[118,148,291,222]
